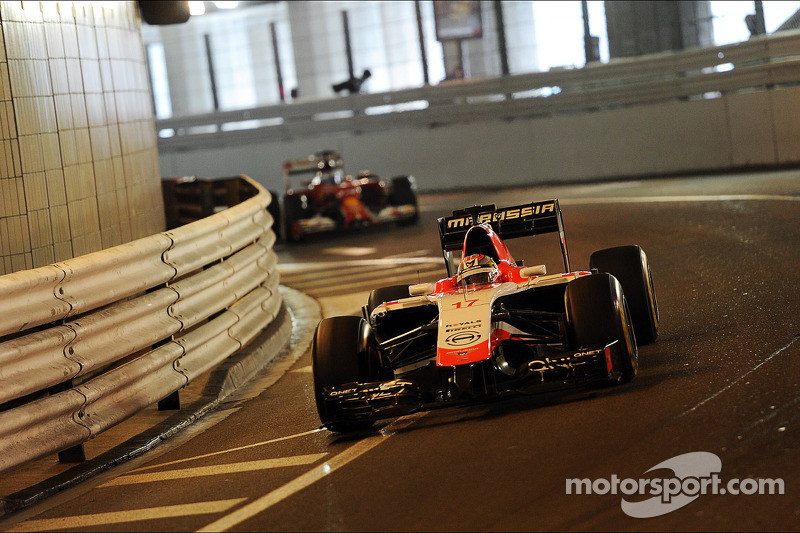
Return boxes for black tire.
[367,284,412,316]
[359,183,385,212]
[565,273,638,383]
[312,316,374,432]
[266,190,281,241]
[389,176,418,226]
[282,194,305,243]
[590,245,659,344]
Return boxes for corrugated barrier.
[0,176,283,475]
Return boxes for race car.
[312,199,659,432]
[280,150,418,242]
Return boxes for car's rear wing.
[282,151,344,190]
[437,199,571,272]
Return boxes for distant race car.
[312,200,659,432]
[280,150,418,242]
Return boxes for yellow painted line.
[277,256,443,274]
[130,429,324,472]
[321,246,377,256]
[5,499,246,532]
[102,454,327,487]
[197,413,426,532]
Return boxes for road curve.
[2,170,799,532]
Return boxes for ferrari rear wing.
[437,199,571,272]
[282,151,344,190]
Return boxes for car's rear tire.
[312,316,375,432]
[565,273,638,383]
[389,176,418,226]
[367,284,412,316]
[590,245,659,344]
[266,190,281,242]
[282,194,306,243]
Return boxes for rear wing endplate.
[437,199,571,272]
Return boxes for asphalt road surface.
[2,170,799,532]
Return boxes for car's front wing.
[320,341,623,425]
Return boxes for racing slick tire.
[312,316,375,432]
[590,245,659,345]
[282,194,306,243]
[565,273,638,383]
[367,284,412,316]
[266,190,281,242]
[389,176,419,226]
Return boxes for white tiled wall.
[0,1,164,275]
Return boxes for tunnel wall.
[0,2,163,275]
[156,84,800,193]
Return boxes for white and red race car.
[312,200,659,432]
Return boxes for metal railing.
[154,31,800,151]
[0,176,282,474]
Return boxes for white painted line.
[5,499,247,532]
[129,429,325,472]
[290,365,312,373]
[102,454,327,487]
[197,413,426,532]
[681,335,800,416]
[560,194,800,205]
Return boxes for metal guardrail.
[154,31,800,150]
[0,176,281,474]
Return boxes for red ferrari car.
[280,150,418,242]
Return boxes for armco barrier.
[0,175,283,475]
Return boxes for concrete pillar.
[605,0,713,58]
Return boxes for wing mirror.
[519,264,546,278]
[409,282,435,296]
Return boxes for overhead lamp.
[189,1,205,15]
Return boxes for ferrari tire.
[282,194,305,243]
[590,245,659,344]
[389,176,419,226]
[565,273,638,383]
[266,190,281,242]
[312,316,374,432]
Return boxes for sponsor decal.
[445,330,481,346]
[444,319,482,333]
[446,202,556,229]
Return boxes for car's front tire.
[590,245,659,344]
[565,273,638,383]
[312,316,375,432]
[282,194,306,243]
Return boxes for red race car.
[280,150,418,242]
[312,200,660,432]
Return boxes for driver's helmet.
[456,253,499,286]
